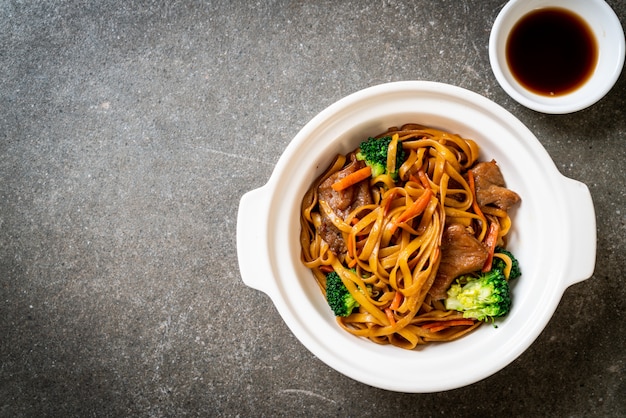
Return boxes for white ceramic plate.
[237,81,596,392]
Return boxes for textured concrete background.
[1,0,625,416]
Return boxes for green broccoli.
[325,271,359,317]
[356,136,405,180]
[491,246,521,280]
[444,269,511,321]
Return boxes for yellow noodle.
[300,124,518,349]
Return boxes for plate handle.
[560,176,597,288]
[236,185,276,297]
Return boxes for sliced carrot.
[417,169,430,189]
[392,188,433,233]
[428,324,464,333]
[467,169,486,221]
[348,258,358,268]
[467,169,489,241]
[381,190,397,216]
[385,308,396,327]
[482,220,500,272]
[331,166,372,192]
[422,319,475,333]
[319,265,334,273]
[389,290,403,310]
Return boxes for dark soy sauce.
[506,7,598,96]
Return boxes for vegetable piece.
[319,265,334,274]
[492,246,522,280]
[467,169,486,221]
[481,220,500,272]
[331,166,372,192]
[384,308,396,326]
[394,188,433,226]
[382,190,397,216]
[444,269,511,321]
[356,135,405,180]
[421,319,476,333]
[325,271,360,317]
[389,290,403,310]
[467,169,488,241]
[417,169,430,189]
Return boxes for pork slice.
[318,218,346,255]
[470,160,521,211]
[317,155,372,254]
[429,223,489,300]
[318,165,359,215]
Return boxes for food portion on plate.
[300,123,521,350]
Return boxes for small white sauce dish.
[489,0,625,114]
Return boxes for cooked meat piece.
[348,180,372,215]
[318,155,366,215]
[429,223,489,300]
[317,154,373,254]
[318,219,346,255]
[469,160,521,211]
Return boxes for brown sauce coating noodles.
[300,124,517,349]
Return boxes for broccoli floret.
[356,136,405,180]
[492,246,521,280]
[444,269,511,321]
[325,271,359,317]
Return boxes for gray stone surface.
[1,0,624,416]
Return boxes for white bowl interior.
[259,82,577,392]
[489,0,625,113]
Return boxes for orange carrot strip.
[347,233,356,259]
[389,290,403,310]
[468,170,488,242]
[319,265,334,273]
[482,220,500,272]
[422,319,475,332]
[394,188,433,226]
[385,308,396,327]
[331,166,372,192]
[467,170,487,225]
[417,169,430,189]
[348,258,358,268]
[380,190,397,218]
[428,325,462,333]
[389,188,432,236]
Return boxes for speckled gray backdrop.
[1,0,625,416]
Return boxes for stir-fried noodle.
[300,124,520,349]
